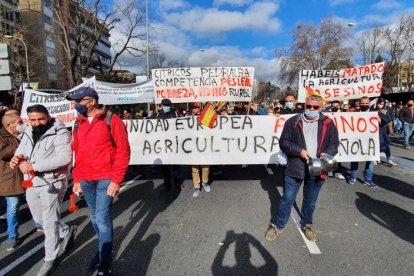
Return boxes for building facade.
[19,0,111,90]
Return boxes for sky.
[111,0,414,84]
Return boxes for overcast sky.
[110,0,414,84]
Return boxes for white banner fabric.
[126,112,380,165]
[152,67,255,103]
[298,63,385,102]
[21,89,77,126]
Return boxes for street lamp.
[347,22,372,65]
[4,35,31,88]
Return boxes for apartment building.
[19,0,111,90]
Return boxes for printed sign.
[126,113,380,165]
[69,76,154,105]
[21,89,77,126]
[298,62,385,102]
[152,67,255,103]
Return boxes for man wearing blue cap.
[66,87,131,276]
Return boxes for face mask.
[360,105,370,111]
[75,103,88,116]
[285,102,294,109]
[378,104,384,109]
[304,110,319,120]
[16,124,27,134]
[331,107,339,112]
[408,104,413,108]
[162,106,171,113]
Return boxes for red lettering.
[340,115,355,133]
[357,117,367,132]
[273,117,286,134]
[369,116,379,133]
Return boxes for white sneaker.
[387,160,398,166]
[334,173,345,179]
[328,172,334,177]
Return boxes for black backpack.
[73,111,115,147]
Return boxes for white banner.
[68,76,154,105]
[152,67,255,103]
[298,62,385,102]
[21,89,77,126]
[126,113,380,165]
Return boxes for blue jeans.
[5,196,21,238]
[403,123,414,146]
[350,161,374,182]
[81,179,113,267]
[271,175,324,229]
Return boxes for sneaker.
[3,237,18,251]
[405,145,411,150]
[97,264,112,276]
[334,172,345,179]
[36,259,57,276]
[302,226,317,242]
[61,225,78,252]
[387,160,398,166]
[327,172,334,177]
[89,252,100,270]
[202,182,211,192]
[364,180,377,188]
[265,224,283,241]
[347,178,356,185]
[192,188,200,198]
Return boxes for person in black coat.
[156,99,182,192]
[265,95,339,242]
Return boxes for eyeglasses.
[305,105,321,110]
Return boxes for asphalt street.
[0,135,413,276]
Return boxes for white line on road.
[0,175,142,276]
[0,243,44,275]
[276,186,322,255]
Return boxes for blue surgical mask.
[162,106,171,113]
[285,102,294,109]
[75,103,88,116]
[304,110,319,120]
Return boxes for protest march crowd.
[1,65,414,275]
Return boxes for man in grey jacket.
[10,104,77,276]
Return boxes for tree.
[278,16,354,86]
[48,0,147,88]
[356,27,384,65]
[381,15,413,92]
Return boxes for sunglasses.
[305,105,321,110]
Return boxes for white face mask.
[378,104,384,109]
[15,124,27,134]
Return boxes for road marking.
[0,243,44,275]
[264,165,274,175]
[276,186,322,255]
[0,175,142,275]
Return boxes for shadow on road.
[355,192,414,245]
[212,230,278,276]
[373,174,414,200]
[260,165,284,219]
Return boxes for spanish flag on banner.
[305,86,328,105]
[197,102,218,128]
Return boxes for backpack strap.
[106,111,116,148]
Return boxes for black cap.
[66,87,99,101]
[161,99,172,106]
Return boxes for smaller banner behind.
[152,67,255,103]
[126,112,380,165]
[298,62,385,102]
[21,89,77,126]
[69,76,154,105]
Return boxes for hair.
[360,96,370,101]
[1,113,19,127]
[26,104,49,116]
[305,95,323,103]
[331,100,340,104]
[285,93,296,100]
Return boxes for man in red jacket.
[67,87,130,276]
